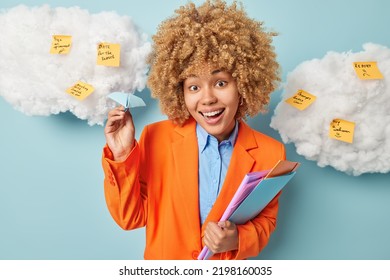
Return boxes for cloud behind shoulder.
[0,5,151,125]
[271,43,390,176]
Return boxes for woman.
[102,0,284,259]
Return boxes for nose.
[201,86,217,105]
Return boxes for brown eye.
[216,80,227,87]
[189,85,199,91]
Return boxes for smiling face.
[183,64,240,142]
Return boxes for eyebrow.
[186,69,222,78]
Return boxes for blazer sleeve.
[222,143,286,260]
[101,128,149,230]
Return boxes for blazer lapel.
[201,121,258,233]
[171,119,201,236]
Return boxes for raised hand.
[104,106,135,161]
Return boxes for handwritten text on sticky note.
[50,35,72,54]
[329,119,355,144]
[353,62,383,80]
[66,81,94,101]
[97,43,120,67]
[285,89,317,110]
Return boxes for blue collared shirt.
[196,121,239,225]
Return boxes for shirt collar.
[196,120,239,152]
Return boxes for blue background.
[1,0,390,260]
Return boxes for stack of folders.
[198,159,300,260]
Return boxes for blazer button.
[192,250,199,260]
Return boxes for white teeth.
[203,110,222,117]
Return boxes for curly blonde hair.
[147,0,280,124]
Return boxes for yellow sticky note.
[50,35,72,54]
[97,42,121,67]
[353,62,383,80]
[329,119,355,144]
[285,89,317,110]
[66,81,94,101]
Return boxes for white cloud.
[0,5,151,125]
[271,43,390,176]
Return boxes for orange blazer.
[102,118,285,260]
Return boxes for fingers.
[203,221,238,254]
[203,222,227,253]
[105,106,132,131]
[218,220,233,229]
[107,106,127,119]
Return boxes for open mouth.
[199,109,225,120]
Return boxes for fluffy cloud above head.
[271,43,390,176]
[0,5,151,125]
